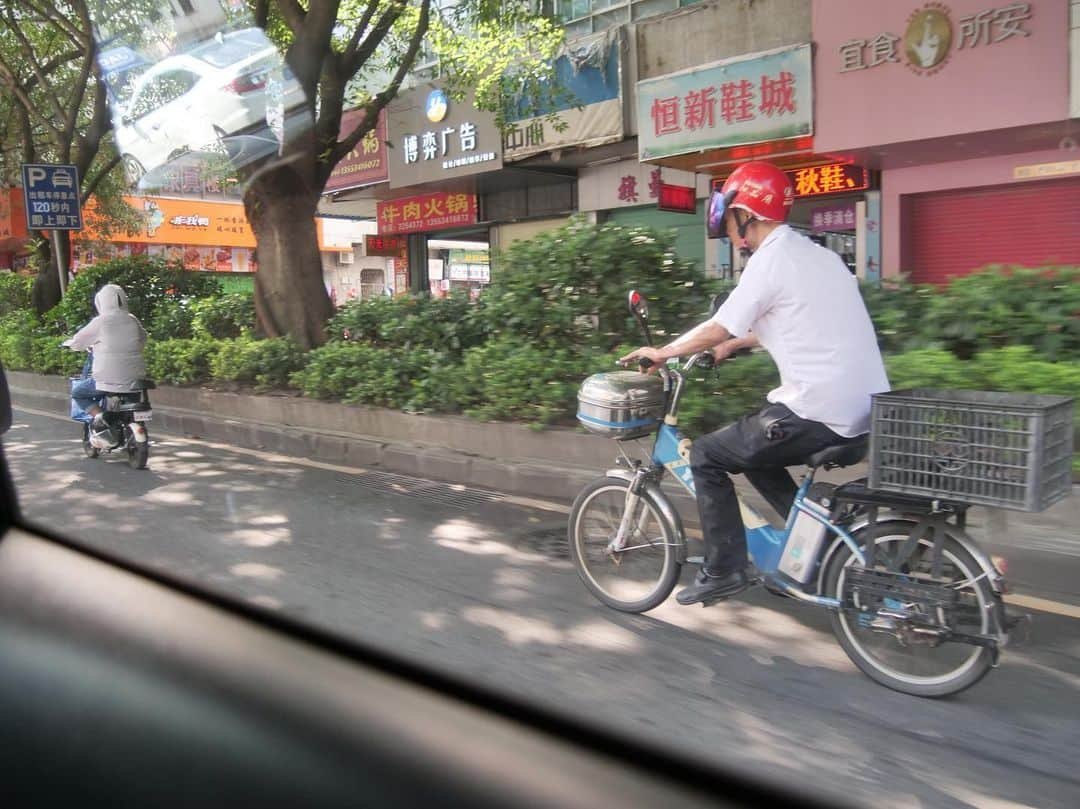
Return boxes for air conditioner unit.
[338,251,355,265]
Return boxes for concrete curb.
[11,372,1077,536]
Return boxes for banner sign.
[637,44,813,161]
[387,86,502,188]
[810,201,857,232]
[377,192,477,235]
[324,108,389,193]
[504,29,624,160]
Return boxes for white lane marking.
[15,405,1080,620]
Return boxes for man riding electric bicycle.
[620,160,890,606]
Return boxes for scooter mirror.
[627,289,648,320]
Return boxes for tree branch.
[21,0,86,46]
[81,153,121,201]
[0,10,74,128]
[345,1,410,78]
[253,0,270,29]
[342,0,380,65]
[274,0,308,36]
[328,0,431,172]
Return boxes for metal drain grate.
[516,526,570,559]
[333,469,502,510]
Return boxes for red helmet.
[718,161,794,222]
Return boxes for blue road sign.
[21,163,83,231]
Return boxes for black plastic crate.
[868,389,1074,512]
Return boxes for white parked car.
[113,27,305,182]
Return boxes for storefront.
[634,43,875,277]
[578,159,715,273]
[375,84,508,294]
[757,163,877,275]
[375,190,488,297]
[74,195,258,291]
[0,188,31,272]
[813,0,1079,282]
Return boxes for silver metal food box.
[576,371,666,440]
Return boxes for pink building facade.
[812,0,1079,282]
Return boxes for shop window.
[360,268,386,299]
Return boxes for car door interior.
[0,366,825,808]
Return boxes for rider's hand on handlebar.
[712,339,752,363]
[618,346,664,374]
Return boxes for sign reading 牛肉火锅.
[377,192,477,235]
[21,163,83,230]
[636,44,813,161]
[387,86,503,189]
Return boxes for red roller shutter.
[907,177,1080,284]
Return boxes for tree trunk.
[243,163,332,350]
[30,237,63,315]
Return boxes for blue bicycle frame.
[651,416,867,608]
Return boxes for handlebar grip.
[637,358,655,371]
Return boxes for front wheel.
[824,520,998,698]
[569,476,681,613]
[125,426,149,470]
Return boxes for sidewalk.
[8,371,1078,576]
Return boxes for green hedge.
[209,337,304,391]
[0,240,1075,448]
[44,256,222,336]
[864,266,1080,361]
[0,274,33,319]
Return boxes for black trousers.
[689,402,844,576]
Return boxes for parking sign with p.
[21,163,83,231]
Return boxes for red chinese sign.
[377,192,477,235]
[365,234,407,258]
[324,108,389,193]
[786,164,870,198]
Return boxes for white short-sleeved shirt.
[710,225,889,437]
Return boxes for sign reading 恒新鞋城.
[377,192,477,235]
[503,29,624,161]
[387,86,502,189]
[636,44,813,162]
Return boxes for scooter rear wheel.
[125,427,149,470]
[82,424,99,459]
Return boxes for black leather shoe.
[676,568,751,606]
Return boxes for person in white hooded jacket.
[64,284,147,430]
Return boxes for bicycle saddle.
[804,436,868,469]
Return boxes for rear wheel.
[82,423,99,459]
[824,520,997,697]
[569,476,681,613]
[125,426,149,470]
